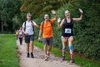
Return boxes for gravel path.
[16,40,80,67]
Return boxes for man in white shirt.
[22,13,38,58]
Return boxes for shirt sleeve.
[32,21,37,25]
[50,18,55,24]
[40,23,43,30]
[22,22,25,28]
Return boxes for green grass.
[34,41,100,67]
[0,34,19,67]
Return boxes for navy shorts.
[25,35,34,43]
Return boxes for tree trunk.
[1,22,4,32]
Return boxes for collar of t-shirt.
[26,20,36,25]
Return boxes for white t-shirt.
[22,20,37,35]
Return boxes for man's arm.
[38,24,42,41]
[38,29,42,37]
[33,24,39,28]
[53,13,57,21]
[51,10,57,21]
[32,21,39,28]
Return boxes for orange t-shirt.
[40,19,55,38]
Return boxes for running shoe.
[44,55,48,61]
[27,53,30,58]
[31,53,34,58]
[47,52,50,58]
[62,56,65,61]
[70,59,75,63]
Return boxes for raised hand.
[51,10,56,15]
[57,18,61,24]
[79,8,83,14]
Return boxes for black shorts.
[25,35,34,43]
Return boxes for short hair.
[65,10,69,14]
[27,13,32,17]
[44,14,49,16]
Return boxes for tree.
[20,0,71,18]
[0,0,21,32]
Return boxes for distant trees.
[0,0,21,32]
[20,0,71,18]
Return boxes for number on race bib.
[65,28,71,33]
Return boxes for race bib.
[65,28,71,33]
[19,32,22,35]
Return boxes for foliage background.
[0,0,100,60]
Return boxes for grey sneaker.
[62,56,65,61]
[44,55,48,61]
[47,52,50,58]
[44,57,48,61]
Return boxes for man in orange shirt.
[38,10,57,61]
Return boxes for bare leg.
[47,45,52,57]
[44,44,47,56]
[44,44,48,60]
[26,43,29,53]
[30,41,34,58]
[26,43,30,57]
[30,41,34,53]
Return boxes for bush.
[34,0,100,60]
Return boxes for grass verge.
[34,40,100,67]
[0,34,19,67]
